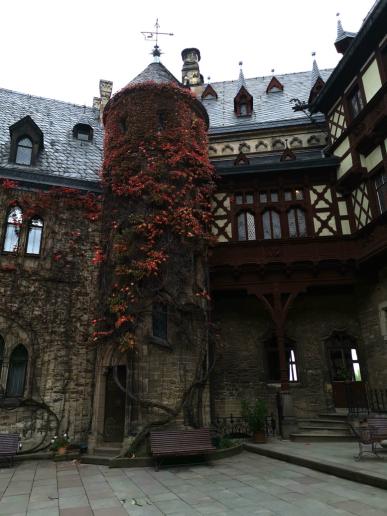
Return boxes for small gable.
[234,151,250,165]
[280,147,296,162]
[201,84,218,100]
[266,76,284,93]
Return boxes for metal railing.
[346,383,387,416]
[212,414,277,438]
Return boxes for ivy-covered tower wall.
[92,74,215,444]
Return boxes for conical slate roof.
[130,62,181,86]
[335,19,357,43]
[311,59,323,87]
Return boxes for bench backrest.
[150,428,213,454]
[368,418,387,439]
[0,433,20,455]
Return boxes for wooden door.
[103,366,126,442]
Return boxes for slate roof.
[0,88,103,184]
[203,69,332,135]
[129,62,180,86]
[0,66,332,186]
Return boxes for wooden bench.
[0,433,20,467]
[150,428,215,470]
[350,417,387,460]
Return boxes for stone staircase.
[290,413,355,442]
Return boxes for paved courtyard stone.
[1,453,387,514]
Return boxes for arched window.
[3,206,23,252]
[237,211,256,241]
[15,137,33,165]
[6,345,28,397]
[288,208,307,238]
[262,210,281,239]
[0,335,4,381]
[26,217,44,255]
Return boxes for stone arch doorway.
[89,346,136,451]
[325,331,366,409]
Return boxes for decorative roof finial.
[237,61,247,91]
[141,18,174,63]
[271,69,275,74]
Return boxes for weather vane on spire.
[141,19,174,62]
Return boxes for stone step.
[318,413,349,421]
[290,432,355,442]
[80,454,111,466]
[298,423,351,433]
[93,446,121,457]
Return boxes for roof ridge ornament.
[141,18,174,63]
[237,61,247,91]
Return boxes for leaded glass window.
[375,172,387,213]
[3,207,23,252]
[263,210,281,239]
[237,211,256,241]
[288,208,307,238]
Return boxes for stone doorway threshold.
[245,439,387,490]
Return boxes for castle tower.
[90,60,215,451]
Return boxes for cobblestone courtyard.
[1,452,387,515]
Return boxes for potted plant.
[50,433,70,456]
[241,400,267,443]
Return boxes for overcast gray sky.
[0,0,376,106]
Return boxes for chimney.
[181,48,203,87]
[96,79,113,122]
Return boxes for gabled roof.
[0,88,102,184]
[129,62,181,86]
[201,69,331,134]
[266,76,284,93]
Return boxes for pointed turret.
[234,62,253,116]
[130,62,180,86]
[334,16,357,54]
[308,55,325,104]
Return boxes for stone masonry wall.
[212,290,363,420]
[0,189,101,450]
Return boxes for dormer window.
[201,84,218,100]
[266,76,284,93]
[234,86,253,117]
[73,123,93,142]
[15,137,33,165]
[9,116,43,166]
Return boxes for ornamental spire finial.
[141,18,174,62]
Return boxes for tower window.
[15,137,33,165]
[6,345,28,397]
[152,303,168,341]
[3,206,23,253]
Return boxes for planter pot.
[57,446,68,456]
[252,431,266,444]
